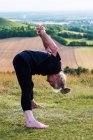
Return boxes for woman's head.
[47,71,70,94]
[47,71,66,89]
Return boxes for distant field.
[75,47,93,69]
[0,37,78,72]
[0,37,44,72]
[65,38,93,45]
[63,30,84,35]
[58,46,78,68]
[0,37,93,72]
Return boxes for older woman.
[13,26,70,129]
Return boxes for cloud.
[0,0,93,11]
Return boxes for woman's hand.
[37,26,46,35]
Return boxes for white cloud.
[0,0,93,11]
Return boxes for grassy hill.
[0,73,93,140]
[0,18,25,27]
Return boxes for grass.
[0,73,93,140]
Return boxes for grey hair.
[52,71,66,92]
[52,71,71,94]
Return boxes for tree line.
[0,24,93,46]
[0,25,37,39]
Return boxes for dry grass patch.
[75,47,93,69]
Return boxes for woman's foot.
[25,110,48,129]
[61,87,71,94]
[26,120,49,129]
[32,100,43,109]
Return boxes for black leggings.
[13,54,34,111]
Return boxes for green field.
[61,30,93,45]
[63,30,84,35]
[0,73,93,140]
[65,38,93,45]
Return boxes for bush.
[64,66,76,74]
[0,26,37,39]
[64,66,89,75]
[58,32,83,39]
[68,41,88,46]
[91,69,93,74]
[75,67,89,75]
[52,35,68,45]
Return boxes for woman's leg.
[13,54,48,129]
[13,54,33,111]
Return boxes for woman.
[13,26,70,129]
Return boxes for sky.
[0,0,93,12]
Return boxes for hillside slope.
[0,18,24,27]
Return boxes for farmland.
[0,37,93,72]
[0,16,93,72]
[75,47,93,69]
[0,37,44,72]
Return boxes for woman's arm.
[37,26,58,56]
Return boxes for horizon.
[0,10,93,13]
[0,10,93,20]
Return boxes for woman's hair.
[52,71,70,94]
[52,71,66,91]
[59,71,66,89]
